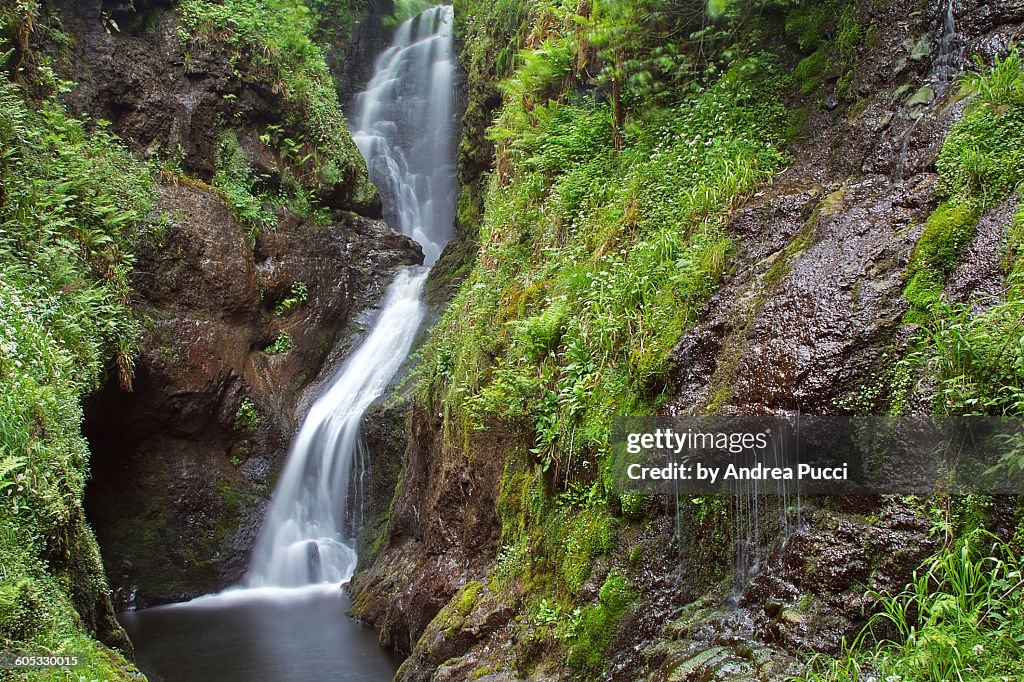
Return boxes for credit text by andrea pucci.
[609,416,1024,495]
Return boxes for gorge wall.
[350,0,1024,680]
[55,0,421,606]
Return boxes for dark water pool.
[119,586,402,682]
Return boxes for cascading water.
[352,6,458,266]
[247,4,457,588]
[119,9,458,679]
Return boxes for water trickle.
[247,4,457,588]
[931,0,963,89]
[896,0,963,179]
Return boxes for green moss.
[566,570,637,672]
[436,580,484,636]
[553,507,615,594]
[783,0,864,99]
[902,201,980,323]
[794,47,829,96]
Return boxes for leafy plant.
[234,398,263,431]
[264,330,295,355]
[274,281,309,316]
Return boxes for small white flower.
[972,643,985,654]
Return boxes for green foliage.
[213,128,276,243]
[797,532,1024,681]
[233,398,263,431]
[566,570,637,671]
[274,281,309,316]
[0,62,148,679]
[909,301,1024,415]
[899,50,1024,416]
[937,59,1024,208]
[264,330,294,355]
[420,55,790,493]
[961,50,1024,111]
[176,0,376,206]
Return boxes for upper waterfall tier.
[352,5,458,265]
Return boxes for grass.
[418,52,791,489]
[796,532,1024,681]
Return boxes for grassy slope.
[416,0,1024,678]
[416,0,804,675]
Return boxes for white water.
[247,4,457,588]
[352,5,457,266]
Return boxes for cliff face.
[23,0,421,606]
[349,0,1024,679]
[84,184,419,605]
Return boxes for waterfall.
[352,6,458,266]
[247,5,457,588]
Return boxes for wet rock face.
[46,0,381,217]
[85,183,421,607]
[637,0,1023,676]
[668,172,936,415]
[348,410,511,670]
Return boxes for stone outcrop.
[85,181,421,606]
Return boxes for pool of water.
[119,585,402,682]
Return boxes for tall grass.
[798,532,1024,681]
